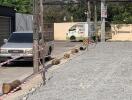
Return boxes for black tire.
[45,56,52,62]
[70,36,76,41]
[48,47,52,55]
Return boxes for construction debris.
[71,48,79,54]
[63,53,70,59]
[52,59,60,65]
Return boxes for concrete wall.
[110,24,132,41]
[111,24,132,35]
[16,13,33,31]
[54,22,77,40]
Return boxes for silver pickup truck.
[0,31,54,62]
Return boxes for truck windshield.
[8,33,33,43]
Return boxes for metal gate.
[0,16,11,45]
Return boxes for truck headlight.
[25,49,33,54]
[0,49,8,54]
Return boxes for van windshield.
[8,33,33,43]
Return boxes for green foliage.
[0,0,131,23]
[0,0,32,13]
[107,2,132,24]
[68,0,87,22]
[43,5,68,23]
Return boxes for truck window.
[69,25,76,31]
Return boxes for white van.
[66,22,95,41]
[0,31,54,62]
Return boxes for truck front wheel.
[70,36,76,41]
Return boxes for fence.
[16,13,33,31]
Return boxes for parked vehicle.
[0,31,54,62]
[66,22,111,41]
[66,22,95,41]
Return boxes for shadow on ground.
[2,57,54,68]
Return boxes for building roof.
[0,5,15,17]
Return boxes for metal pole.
[101,0,106,42]
[40,0,46,85]
[33,0,39,73]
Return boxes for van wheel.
[70,36,76,41]
[48,47,52,55]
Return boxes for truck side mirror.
[4,39,8,43]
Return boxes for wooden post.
[33,0,40,73]
[40,0,46,85]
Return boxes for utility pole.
[33,0,39,73]
[101,0,106,42]
[94,1,98,42]
[33,0,46,84]
[85,0,91,50]
[87,0,91,38]
[40,0,46,84]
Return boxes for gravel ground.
[27,42,132,100]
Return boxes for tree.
[107,2,132,24]
[0,0,131,23]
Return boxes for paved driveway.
[28,42,132,100]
